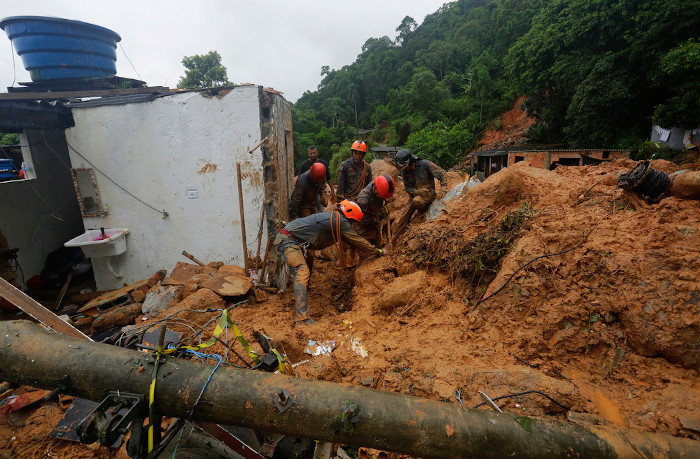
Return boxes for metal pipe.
[0,320,696,459]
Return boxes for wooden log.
[1,320,698,459]
[91,303,143,333]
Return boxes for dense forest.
[291,0,700,172]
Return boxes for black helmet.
[395,149,414,168]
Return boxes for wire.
[171,420,189,459]
[64,139,168,218]
[183,350,223,416]
[473,390,580,412]
[119,43,142,81]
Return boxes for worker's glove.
[376,248,384,257]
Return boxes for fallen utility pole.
[1,320,697,459]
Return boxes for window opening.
[71,168,104,217]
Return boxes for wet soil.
[2,158,699,457]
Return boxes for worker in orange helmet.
[337,140,372,202]
[354,174,395,247]
[289,162,328,220]
[274,200,383,324]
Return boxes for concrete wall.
[65,86,283,290]
[507,150,629,169]
[0,129,84,286]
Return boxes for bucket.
[0,16,121,81]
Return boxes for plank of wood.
[52,270,74,311]
[0,277,90,340]
[0,86,170,101]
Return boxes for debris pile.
[1,157,699,457]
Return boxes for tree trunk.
[0,320,697,459]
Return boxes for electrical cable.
[64,139,168,218]
[119,43,142,81]
[171,420,188,459]
[473,390,581,412]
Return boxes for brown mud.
[2,158,700,458]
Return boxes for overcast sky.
[0,0,448,102]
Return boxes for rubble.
[1,157,699,457]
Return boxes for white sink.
[65,228,129,258]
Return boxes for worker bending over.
[392,149,447,237]
[275,200,383,324]
[289,163,327,219]
[354,174,395,247]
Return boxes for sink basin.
[65,228,129,258]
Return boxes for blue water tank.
[0,159,15,179]
[0,16,121,81]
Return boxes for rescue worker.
[337,140,372,202]
[289,163,327,219]
[392,149,448,237]
[275,200,383,324]
[298,145,335,202]
[354,174,395,246]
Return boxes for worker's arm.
[402,171,415,195]
[288,181,304,220]
[340,220,379,254]
[319,184,328,208]
[429,161,448,187]
[336,163,346,200]
[365,160,373,186]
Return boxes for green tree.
[404,121,475,168]
[653,39,700,128]
[0,133,19,145]
[177,51,232,89]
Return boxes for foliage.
[403,203,533,282]
[0,133,19,145]
[653,39,700,128]
[177,51,232,89]
[404,121,476,169]
[630,141,687,162]
[293,0,700,167]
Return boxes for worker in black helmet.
[393,149,447,237]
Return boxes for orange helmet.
[310,162,326,183]
[339,199,363,222]
[374,174,394,199]
[351,140,367,153]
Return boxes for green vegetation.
[292,0,700,170]
[177,50,232,89]
[0,133,19,145]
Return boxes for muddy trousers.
[277,237,314,320]
[392,188,433,237]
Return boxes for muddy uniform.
[337,158,372,202]
[298,158,332,183]
[354,182,387,245]
[394,159,447,236]
[289,171,327,220]
[274,211,378,320]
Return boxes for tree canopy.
[292,0,700,170]
[177,50,233,89]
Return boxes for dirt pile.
[2,159,699,457]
